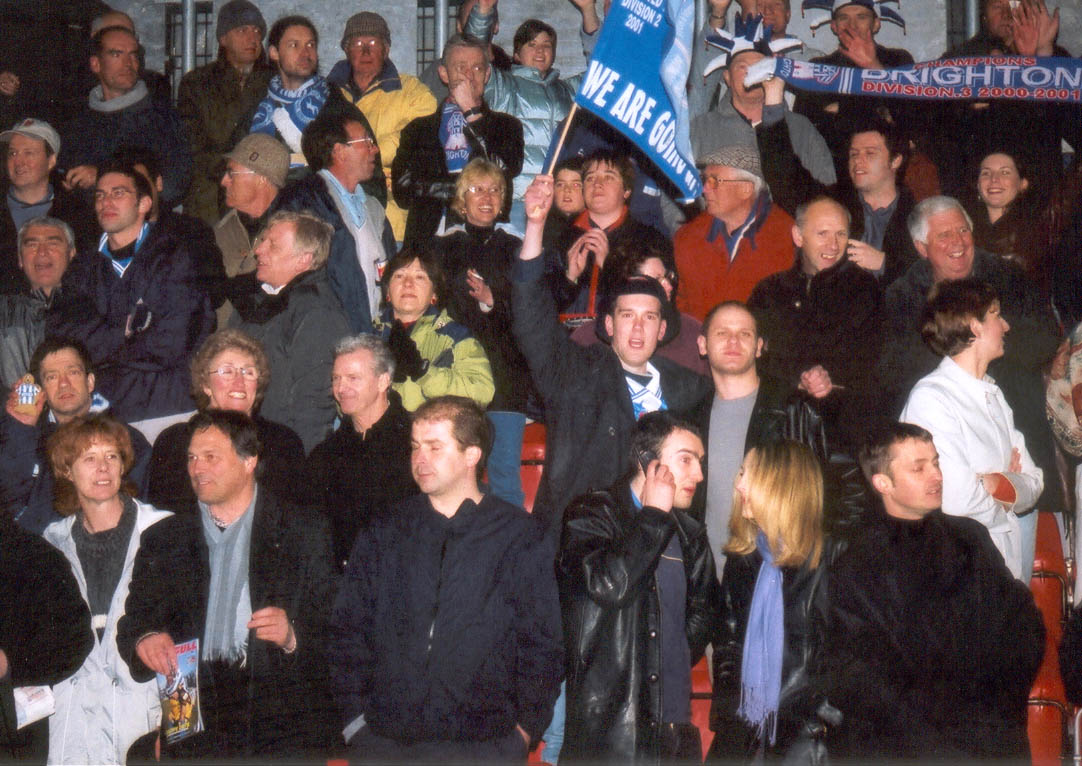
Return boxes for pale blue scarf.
[738,532,784,745]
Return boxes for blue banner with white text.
[576,0,701,202]
[754,55,1082,103]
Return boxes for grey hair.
[261,210,333,269]
[730,167,764,196]
[908,195,973,245]
[17,216,75,253]
[334,333,396,380]
[441,33,490,68]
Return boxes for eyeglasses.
[93,187,135,201]
[226,168,256,178]
[208,365,259,381]
[348,40,384,53]
[448,63,486,76]
[702,175,754,190]
[466,185,501,196]
[345,137,376,148]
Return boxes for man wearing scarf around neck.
[392,34,523,248]
[514,175,711,542]
[60,26,192,210]
[558,411,718,762]
[118,410,338,759]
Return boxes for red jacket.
[674,204,795,320]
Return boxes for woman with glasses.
[431,158,532,506]
[146,329,305,514]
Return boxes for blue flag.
[575,0,701,203]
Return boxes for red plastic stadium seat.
[691,656,713,758]
[1028,511,1070,764]
[520,424,546,514]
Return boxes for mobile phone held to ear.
[638,449,658,475]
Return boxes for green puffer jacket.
[376,306,495,412]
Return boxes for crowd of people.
[1,0,1082,762]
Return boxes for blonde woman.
[708,440,831,762]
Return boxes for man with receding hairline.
[748,196,882,446]
[61,25,191,208]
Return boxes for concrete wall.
[117,0,1081,80]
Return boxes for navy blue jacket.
[64,221,215,422]
[60,91,192,209]
[0,408,151,535]
[328,492,563,745]
[273,173,395,334]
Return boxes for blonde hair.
[451,158,506,219]
[726,441,823,569]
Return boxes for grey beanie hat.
[698,145,764,181]
[224,133,289,188]
[216,0,267,40]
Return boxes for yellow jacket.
[339,62,436,241]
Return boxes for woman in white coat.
[901,278,1043,582]
[42,415,171,764]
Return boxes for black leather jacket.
[687,376,868,542]
[708,540,842,761]
[558,484,720,764]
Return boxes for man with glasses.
[673,145,795,320]
[214,133,289,327]
[0,335,151,534]
[273,106,395,335]
[392,34,523,248]
[66,159,213,437]
[329,12,437,243]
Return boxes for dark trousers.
[348,726,528,764]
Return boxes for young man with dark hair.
[250,15,328,174]
[757,73,919,287]
[513,175,710,538]
[328,395,563,760]
[61,25,192,209]
[0,336,151,534]
[65,159,214,432]
[819,421,1043,760]
[559,410,717,761]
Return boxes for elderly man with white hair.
[673,145,795,320]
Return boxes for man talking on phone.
[557,410,718,762]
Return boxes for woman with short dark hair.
[376,247,495,412]
[901,278,1043,581]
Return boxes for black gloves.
[387,321,428,382]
